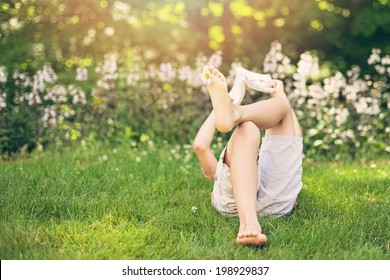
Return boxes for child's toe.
[202,65,210,73]
[212,68,219,75]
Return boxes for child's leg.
[193,66,281,180]
[224,121,267,245]
[203,66,290,133]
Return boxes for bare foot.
[202,65,236,133]
[236,227,267,246]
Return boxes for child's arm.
[192,111,218,181]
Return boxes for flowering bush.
[0,64,87,154]
[259,42,389,158]
[0,43,388,159]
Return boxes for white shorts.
[212,135,303,218]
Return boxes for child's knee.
[236,121,260,143]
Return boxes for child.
[193,65,303,246]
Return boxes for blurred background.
[0,0,389,159]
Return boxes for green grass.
[0,143,389,260]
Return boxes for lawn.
[0,143,389,260]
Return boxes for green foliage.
[0,1,389,158]
[1,0,389,72]
[0,44,389,158]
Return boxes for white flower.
[263,41,292,79]
[381,55,390,65]
[41,105,57,128]
[200,72,213,85]
[126,72,140,86]
[178,66,193,82]
[367,49,381,65]
[335,107,349,127]
[75,67,88,81]
[347,65,360,81]
[0,91,6,110]
[324,72,346,99]
[42,64,57,84]
[207,51,223,68]
[296,52,320,79]
[374,65,386,75]
[191,206,198,213]
[158,63,176,82]
[0,66,7,83]
[96,53,119,75]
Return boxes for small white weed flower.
[191,206,198,213]
[200,72,213,85]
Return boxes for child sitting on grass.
[193,65,303,246]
